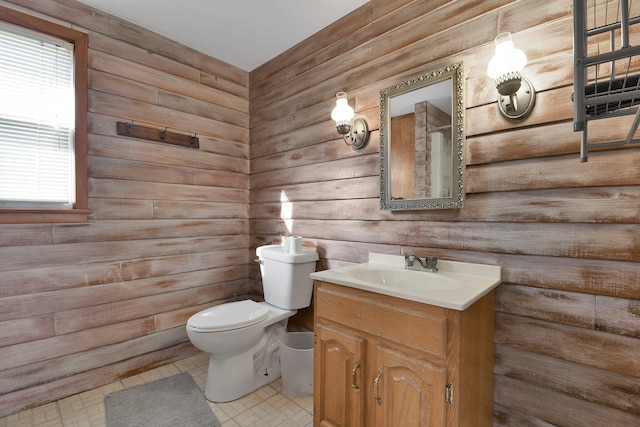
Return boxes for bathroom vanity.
[310,254,500,427]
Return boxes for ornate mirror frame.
[380,62,465,210]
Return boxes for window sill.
[0,208,91,224]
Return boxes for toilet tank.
[256,244,319,310]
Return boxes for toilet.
[186,244,319,402]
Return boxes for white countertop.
[310,253,501,311]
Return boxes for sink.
[310,253,501,310]
[344,266,460,291]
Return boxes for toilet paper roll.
[289,236,303,254]
[282,236,291,253]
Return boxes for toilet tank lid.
[256,244,319,263]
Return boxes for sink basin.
[344,267,460,291]
[310,253,501,310]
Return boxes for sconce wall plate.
[497,76,535,119]
[348,118,369,149]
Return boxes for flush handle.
[351,360,361,393]
[254,258,263,264]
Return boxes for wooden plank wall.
[0,0,250,416]
[249,0,640,425]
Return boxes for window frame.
[0,5,89,224]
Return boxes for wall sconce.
[331,92,369,149]
[486,32,535,119]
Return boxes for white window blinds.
[0,22,75,209]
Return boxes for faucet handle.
[425,256,438,271]
[404,254,415,267]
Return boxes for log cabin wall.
[249,0,640,425]
[0,0,249,416]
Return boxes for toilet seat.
[187,300,270,332]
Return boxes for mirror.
[380,63,465,210]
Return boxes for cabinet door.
[314,324,365,427]
[374,345,447,427]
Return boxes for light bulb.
[486,33,528,95]
[331,92,354,134]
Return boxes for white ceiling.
[75,0,369,71]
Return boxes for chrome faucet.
[404,254,438,272]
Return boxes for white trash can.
[279,332,314,397]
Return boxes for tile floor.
[0,352,313,427]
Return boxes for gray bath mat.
[105,372,220,427]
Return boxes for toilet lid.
[187,300,270,332]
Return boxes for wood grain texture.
[1,0,639,423]
[314,281,494,426]
[495,344,640,416]
[249,0,640,425]
[494,375,640,426]
[0,0,249,417]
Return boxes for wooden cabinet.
[315,325,365,426]
[373,345,447,427]
[313,280,495,427]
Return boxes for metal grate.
[573,0,640,161]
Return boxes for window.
[0,6,88,223]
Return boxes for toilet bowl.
[186,244,318,402]
[186,300,295,402]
